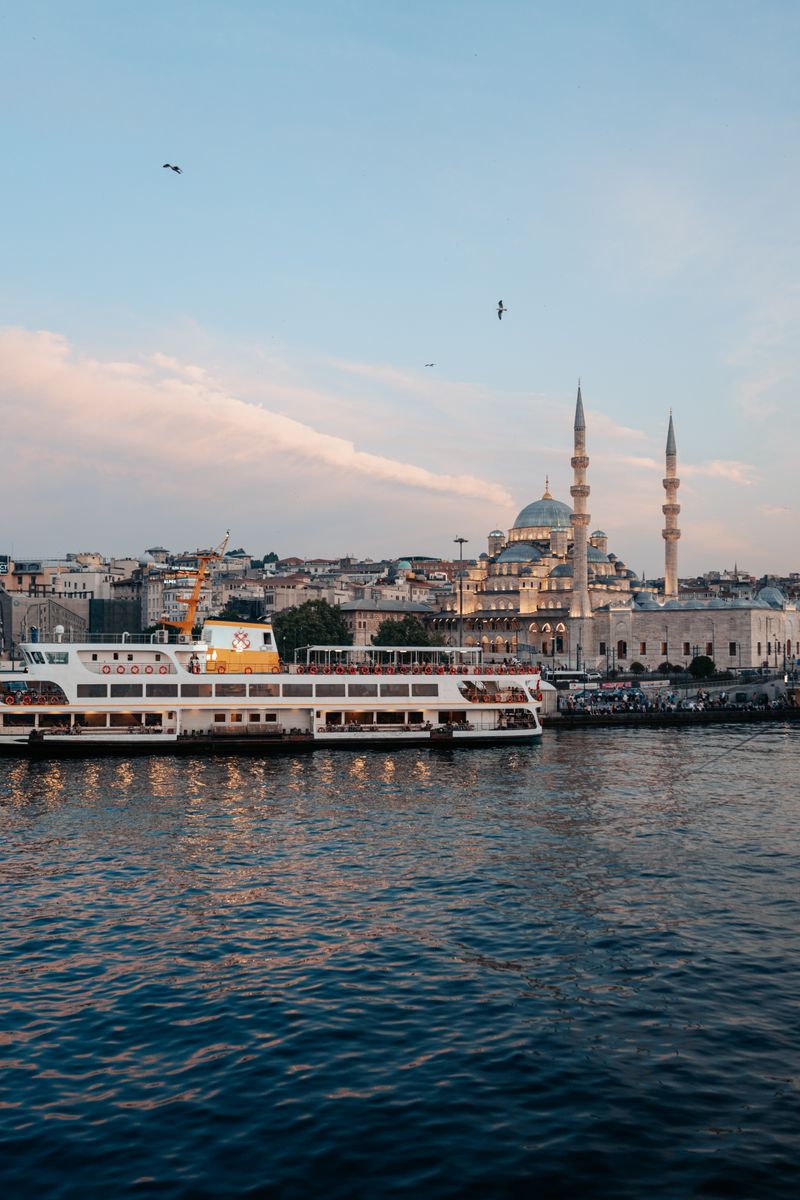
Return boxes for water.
[1,725,799,1199]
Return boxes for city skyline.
[2,2,798,572]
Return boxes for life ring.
[159,665,169,675]
[116,665,125,674]
[348,665,357,675]
[272,667,281,674]
[335,665,344,675]
[400,666,409,674]
[436,666,445,675]
[374,665,382,675]
[385,666,395,675]
[424,665,432,675]
[244,667,253,674]
[309,665,318,674]
[296,665,305,674]
[3,695,15,706]
[22,694,33,705]
[450,666,457,674]
[145,665,154,674]
[216,664,226,674]
[360,665,370,675]
[131,665,140,674]
[102,665,111,675]
[322,666,332,675]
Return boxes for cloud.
[758,503,794,518]
[0,327,514,508]
[683,459,758,486]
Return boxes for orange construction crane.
[161,531,230,639]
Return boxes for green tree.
[374,615,439,646]
[689,655,715,679]
[272,600,351,659]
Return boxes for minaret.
[569,383,592,619]
[662,411,681,600]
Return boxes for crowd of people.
[558,687,795,716]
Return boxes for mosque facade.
[430,388,800,672]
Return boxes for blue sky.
[1,1,798,573]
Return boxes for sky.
[1,0,798,575]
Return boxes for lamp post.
[454,537,468,652]
[576,642,582,674]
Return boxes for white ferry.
[0,620,543,758]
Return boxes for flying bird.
[162,163,183,174]
[497,300,507,320]
[425,362,435,367]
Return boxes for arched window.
[617,639,627,660]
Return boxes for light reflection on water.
[0,725,799,1199]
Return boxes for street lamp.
[454,537,468,652]
[576,642,582,673]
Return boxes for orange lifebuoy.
[159,665,169,675]
[116,665,125,675]
[385,666,395,675]
[335,665,344,675]
[3,694,14,706]
[348,665,357,675]
[399,666,409,675]
[216,664,226,674]
[322,666,332,675]
[374,665,382,675]
[22,694,33,705]
[360,665,370,675]
[131,665,140,674]
[309,665,318,674]
[449,666,457,674]
[424,665,433,675]
[412,665,421,675]
[145,666,154,674]
[436,666,445,675]
[244,667,253,674]
[102,665,111,675]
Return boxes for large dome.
[497,543,542,564]
[512,488,572,531]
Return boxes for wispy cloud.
[0,327,514,507]
[683,460,758,486]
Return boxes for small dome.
[488,529,504,537]
[479,551,489,560]
[757,586,785,608]
[395,559,411,570]
[497,543,542,564]
[635,593,660,609]
[587,546,609,562]
[591,530,607,537]
[549,563,573,578]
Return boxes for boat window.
[248,713,261,722]
[316,684,346,697]
[46,652,69,664]
[376,712,405,725]
[75,712,108,727]
[283,683,313,697]
[348,683,378,697]
[380,684,410,697]
[213,713,226,722]
[146,684,179,697]
[32,651,46,664]
[408,711,424,723]
[78,684,107,698]
[215,683,246,697]
[230,713,243,723]
[111,684,143,697]
[411,683,439,697]
[110,713,143,727]
[182,684,213,697]
[249,683,279,697]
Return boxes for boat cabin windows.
[316,684,346,697]
[78,684,107,698]
[411,683,438,697]
[110,713,143,727]
[349,683,378,697]
[29,651,46,665]
[283,683,313,697]
[249,683,280,697]
[110,684,143,698]
[230,713,243,723]
[146,683,178,697]
[45,652,68,664]
[74,712,108,728]
[248,713,261,722]
[214,713,226,722]
[182,683,213,697]
[215,683,246,697]
[381,684,410,697]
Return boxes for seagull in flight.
[162,163,183,174]
[497,300,507,320]
[425,362,435,367]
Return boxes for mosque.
[431,387,799,672]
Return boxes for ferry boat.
[0,536,542,757]
[0,621,543,758]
